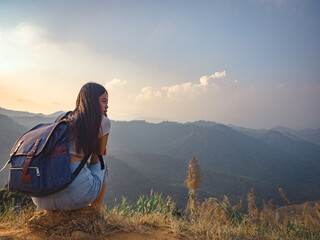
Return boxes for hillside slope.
[0,114,27,187]
[0,108,319,207]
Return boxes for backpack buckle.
[27,151,34,159]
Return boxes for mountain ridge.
[0,107,319,207]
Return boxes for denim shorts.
[32,161,108,210]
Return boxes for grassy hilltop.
[1,158,320,240]
[1,109,320,239]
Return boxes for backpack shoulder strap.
[71,154,105,178]
[98,154,105,170]
[0,161,10,172]
[1,137,24,172]
[72,154,90,178]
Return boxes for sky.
[0,0,319,129]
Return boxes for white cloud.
[132,70,269,128]
[136,86,162,101]
[211,70,227,78]
[105,78,127,90]
[0,22,107,80]
[163,82,194,98]
[0,22,123,114]
[199,70,226,86]
[0,23,46,72]
[199,76,209,86]
[136,70,227,101]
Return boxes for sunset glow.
[0,0,319,129]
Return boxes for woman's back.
[32,82,111,210]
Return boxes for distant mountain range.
[0,114,27,187]
[230,123,320,146]
[0,107,64,129]
[0,107,319,208]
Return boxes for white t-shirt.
[98,115,111,137]
[68,115,111,157]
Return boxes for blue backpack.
[1,112,105,197]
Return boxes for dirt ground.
[0,207,182,240]
[0,228,181,240]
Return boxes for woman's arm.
[89,133,109,164]
[90,133,109,209]
[100,133,109,156]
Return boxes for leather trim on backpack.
[22,138,41,183]
[51,145,67,154]
[50,151,68,159]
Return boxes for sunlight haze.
[0,0,319,129]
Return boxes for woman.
[32,82,110,210]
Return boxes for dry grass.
[247,187,259,220]
[186,157,201,216]
[186,157,201,192]
[0,203,36,229]
[279,188,293,205]
[1,160,320,239]
[1,191,320,239]
[108,193,320,240]
[26,207,123,240]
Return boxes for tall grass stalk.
[247,187,259,221]
[186,157,201,216]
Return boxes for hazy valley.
[0,107,320,209]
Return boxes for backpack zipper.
[10,167,40,176]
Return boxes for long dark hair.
[69,82,107,156]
